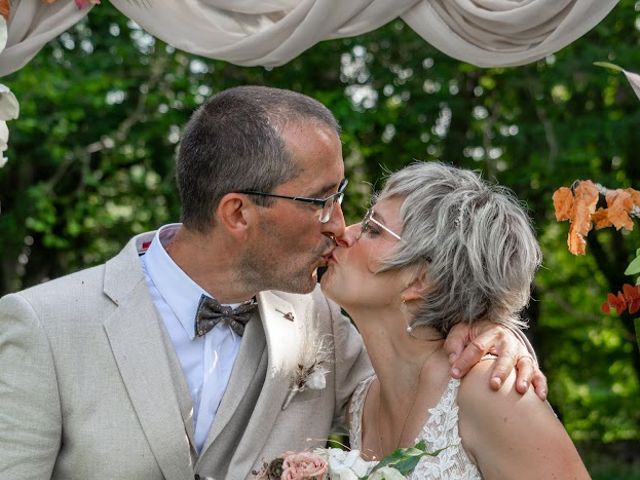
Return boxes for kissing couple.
[0,86,589,479]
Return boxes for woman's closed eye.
[361,222,381,237]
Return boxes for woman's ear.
[400,266,429,302]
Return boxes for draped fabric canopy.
[0,0,621,77]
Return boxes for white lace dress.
[349,376,483,479]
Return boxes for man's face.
[239,120,346,294]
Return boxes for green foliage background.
[1,1,640,475]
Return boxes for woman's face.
[321,196,409,311]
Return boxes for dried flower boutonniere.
[282,318,332,410]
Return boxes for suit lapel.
[103,235,194,480]
[158,317,197,455]
[227,291,305,471]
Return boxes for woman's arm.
[445,322,547,399]
[457,359,590,480]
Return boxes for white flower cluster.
[314,448,405,480]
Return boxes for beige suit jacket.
[0,232,372,480]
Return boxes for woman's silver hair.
[377,162,542,336]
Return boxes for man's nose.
[322,201,346,238]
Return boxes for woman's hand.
[443,321,547,400]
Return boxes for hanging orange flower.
[605,189,634,231]
[553,181,640,255]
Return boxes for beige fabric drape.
[0,1,90,76]
[0,0,621,77]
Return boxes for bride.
[321,162,590,479]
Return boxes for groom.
[0,86,544,479]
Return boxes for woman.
[321,162,590,479]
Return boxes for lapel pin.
[275,309,295,321]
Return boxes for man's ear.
[215,193,253,237]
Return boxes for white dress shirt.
[140,224,243,453]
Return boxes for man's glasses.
[237,178,348,224]
[359,207,402,240]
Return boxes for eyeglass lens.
[319,190,345,223]
[358,207,402,240]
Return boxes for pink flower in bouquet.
[74,0,100,8]
[42,0,100,9]
[281,451,328,480]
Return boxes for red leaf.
[622,283,638,301]
[615,292,628,316]
[603,292,627,316]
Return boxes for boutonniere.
[281,318,332,410]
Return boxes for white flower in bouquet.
[318,448,377,479]
[367,466,405,480]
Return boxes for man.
[0,86,544,479]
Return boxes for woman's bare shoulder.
[457,355,541,424]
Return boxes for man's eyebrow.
[309,180,342,198]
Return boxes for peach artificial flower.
[281,451,328,480]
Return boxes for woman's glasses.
[359,207,402,240]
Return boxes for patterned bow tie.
[195,294,257,337]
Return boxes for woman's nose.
[335,223,360,248]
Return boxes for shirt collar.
[143,224,210,340]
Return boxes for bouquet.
[253,441,444,480]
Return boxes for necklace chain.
[374,345,441,458]
[375,380,419,457]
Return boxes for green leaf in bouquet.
[389,455,422,474]
[624,254,640,276]
[369,441,448,476]
[372,448,405,470]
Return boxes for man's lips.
[322,251,337,265]
[321,249,336,265]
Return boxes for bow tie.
[194,294,257,337]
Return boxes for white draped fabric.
[0,0,621,77]
[0,1,90,76]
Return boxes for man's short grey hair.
[176,85,341,232]
[377,162,542,336]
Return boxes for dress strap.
[348,375,375,451]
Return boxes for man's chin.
[278,270,319,295]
